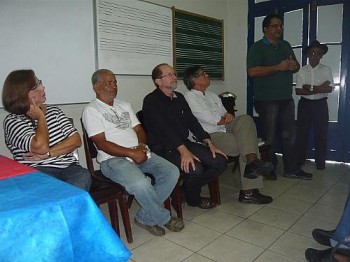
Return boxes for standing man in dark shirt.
[247,14,312,180]
[142,63,227,209]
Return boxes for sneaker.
[134,218,165,236]
[283,169,312,180]
[305,247,332,262]
[238,189,273,204]
[263,171,277,180]
[312,228,335,247]
[244,159,274,179]
[164,217,185,232]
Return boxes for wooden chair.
[80,120,133,243]
[136,110,222,206]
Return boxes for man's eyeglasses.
[196,71,207,77]
[268,24,284,29]
[31,80,42,90]
[159,72,177,79]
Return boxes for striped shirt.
[4,106,78,168]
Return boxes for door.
[247,0,350,163]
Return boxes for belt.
[300,97,327,102]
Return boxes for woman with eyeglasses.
[2,69,91,191]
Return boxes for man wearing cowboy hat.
[295,40,335,170]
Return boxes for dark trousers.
[295,97,329,166]
[254,99,298,173]
[156,140,227,206]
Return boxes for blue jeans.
[101,153,179,226]
[331,188,350,249]
[159,140,227,206]
[254,99,299,173]
[36,163,92,191]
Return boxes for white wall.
[0,0,248,168]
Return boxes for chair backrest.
[68,117,80,161]
[80,119,98,175]
[136,110,147,133]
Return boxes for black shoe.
[238,189,273,204]
[312,228,335,247]
[283,169,312,180]
[316,163,326,170]
[244,159,274,179]
[305,248,332,262]
[263,171,277,180]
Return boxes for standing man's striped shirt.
[4,106,78,168]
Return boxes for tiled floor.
[100,158,350,262]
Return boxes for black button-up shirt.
[142,88,210,153]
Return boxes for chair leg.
[171,184,183,219]
[208,178,221,205]
[164,198,172,215]
[107,200,120,236]
[118,194,133,244]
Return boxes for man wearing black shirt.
[142,63,227,209]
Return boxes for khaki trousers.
[210,115,263,190]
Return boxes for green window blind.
[173,8,224,79]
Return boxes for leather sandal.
[134,218,165,236]
[198,197,216,209]
[164,217,185,232]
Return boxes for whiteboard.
[96,0,173,75]
[0,0,96,107]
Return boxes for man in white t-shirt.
[82,69,184,236]
[184,65,273,204]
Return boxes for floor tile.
[269,232,323,261]
[191,209,244,233]
[249,206,301,230]
[162,220,222,252]
[182,253,214,262]
[268,194,313,215]
[289,214,338,239]
[131,237,193,262]
[198,235,264,262]
[255,250,299,262]
[217,198,263,218]
[226,219,284,248]
[303,204,343,224]
[95,160,349,262]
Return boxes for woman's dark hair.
[2,69,36,115]
[262,14,282,33]
[183,65,202,90]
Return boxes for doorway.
[247,0,350,162]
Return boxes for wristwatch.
[46,151,51,158]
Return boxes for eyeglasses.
[268,24,284,29]
[159,72,177,79]
[31,80,42,90]
[196,71,207,77]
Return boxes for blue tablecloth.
[0,172,131,262]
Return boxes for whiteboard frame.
[95,0,173,75]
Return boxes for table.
[0,157,131,261]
